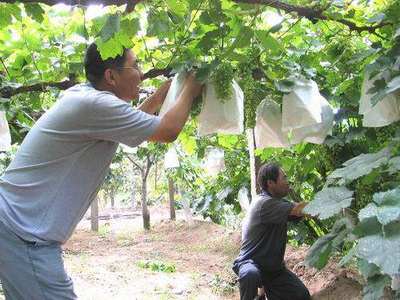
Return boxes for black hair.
[257,163,281,193]
[84,43,130,86]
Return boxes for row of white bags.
[0,111,11,151]
[159,72,244,136]
[255,78,334,148]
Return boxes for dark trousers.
[236,260,310,300]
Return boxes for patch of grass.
[209,273,236,295]
[98,224,111,238]
[137,260,176,273]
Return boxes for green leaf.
[165,0,187,18]
[25,3,45,23]
[370,188,400,225]
[100,13,121,42]
[388,156,400,174]
[274,79,295,93]
[120,17,140,37]
[395,27,400,39]
[357,259,381,279]
[303,187,354,220]
[96,37,124,60]
[0,6,12,28]
[255,30,282,55]
[328,147,391,183]
[362,274,391,300]
[356,233,400,276]
[367,13,386,23]
[305,217,352,269]
[147,11,171,37]
[353,217,382,237]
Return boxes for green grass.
[137,260,176,273]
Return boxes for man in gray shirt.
[233,163,310,300]
[0,43,202,299]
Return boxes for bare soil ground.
[0,206,366,300]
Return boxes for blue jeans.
[0,220,77,300]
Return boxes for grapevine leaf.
[25,3,45,23]
[338,246,357,266]
[305,217,352,269]
[362,274,391,300]
[358,189,400,227]
[120,18,140,37]
[373,188,400,206]
[274,79,295,93]
[357,259,381,279]
[371,76,400,106]
[255,30,282,55]
[303,187,354,220]
[395,27,400,39]
[388,156,400,174]
[165,0,187,18]
[100,13,121,42]
[328,147,391,183]
[356,233,400,276]
[0,7,12,28]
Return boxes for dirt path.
[0,206,365,299]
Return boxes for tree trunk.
[141,177,150,230]
[168,176,175,220]
[154,161,158,191]
[91,197,99,232]
[110,191,115,209]
[131,186,136,209]
[246,128,259,202]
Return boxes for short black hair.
[257,163,281,193]
[84,43,130,86]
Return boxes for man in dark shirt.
[233,163,310,300]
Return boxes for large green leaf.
[305,217,353,269]
[100,13,121,42]
[255,30,283,55]
[328,147,391,184]
[358,188,400,227]
[388,156,400,174]
[362,274,392,300]
[303,187,354,220]
[356,233,400,276]
[25,3,45,23]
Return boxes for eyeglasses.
[117,66,141,72]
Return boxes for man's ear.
[104,68,117,86]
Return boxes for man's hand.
[182,72,203,99]
[290,202,308,217]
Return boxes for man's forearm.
[137,95,161,114]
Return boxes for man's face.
[268,169,290,198]
[113,50,143,101]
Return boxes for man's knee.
[239,265,262,287]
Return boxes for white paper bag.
[285,95,334,144]
[282,78,323,132]
[159,72,186,117]
[0,111,11,151]
[359,71,400,127]
[198,80,244,136]
[203,147,225,176]
[254,99,290,148]
[164,146,180,169]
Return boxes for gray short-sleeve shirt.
[0,83,160,243]
[234,192,295,273]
